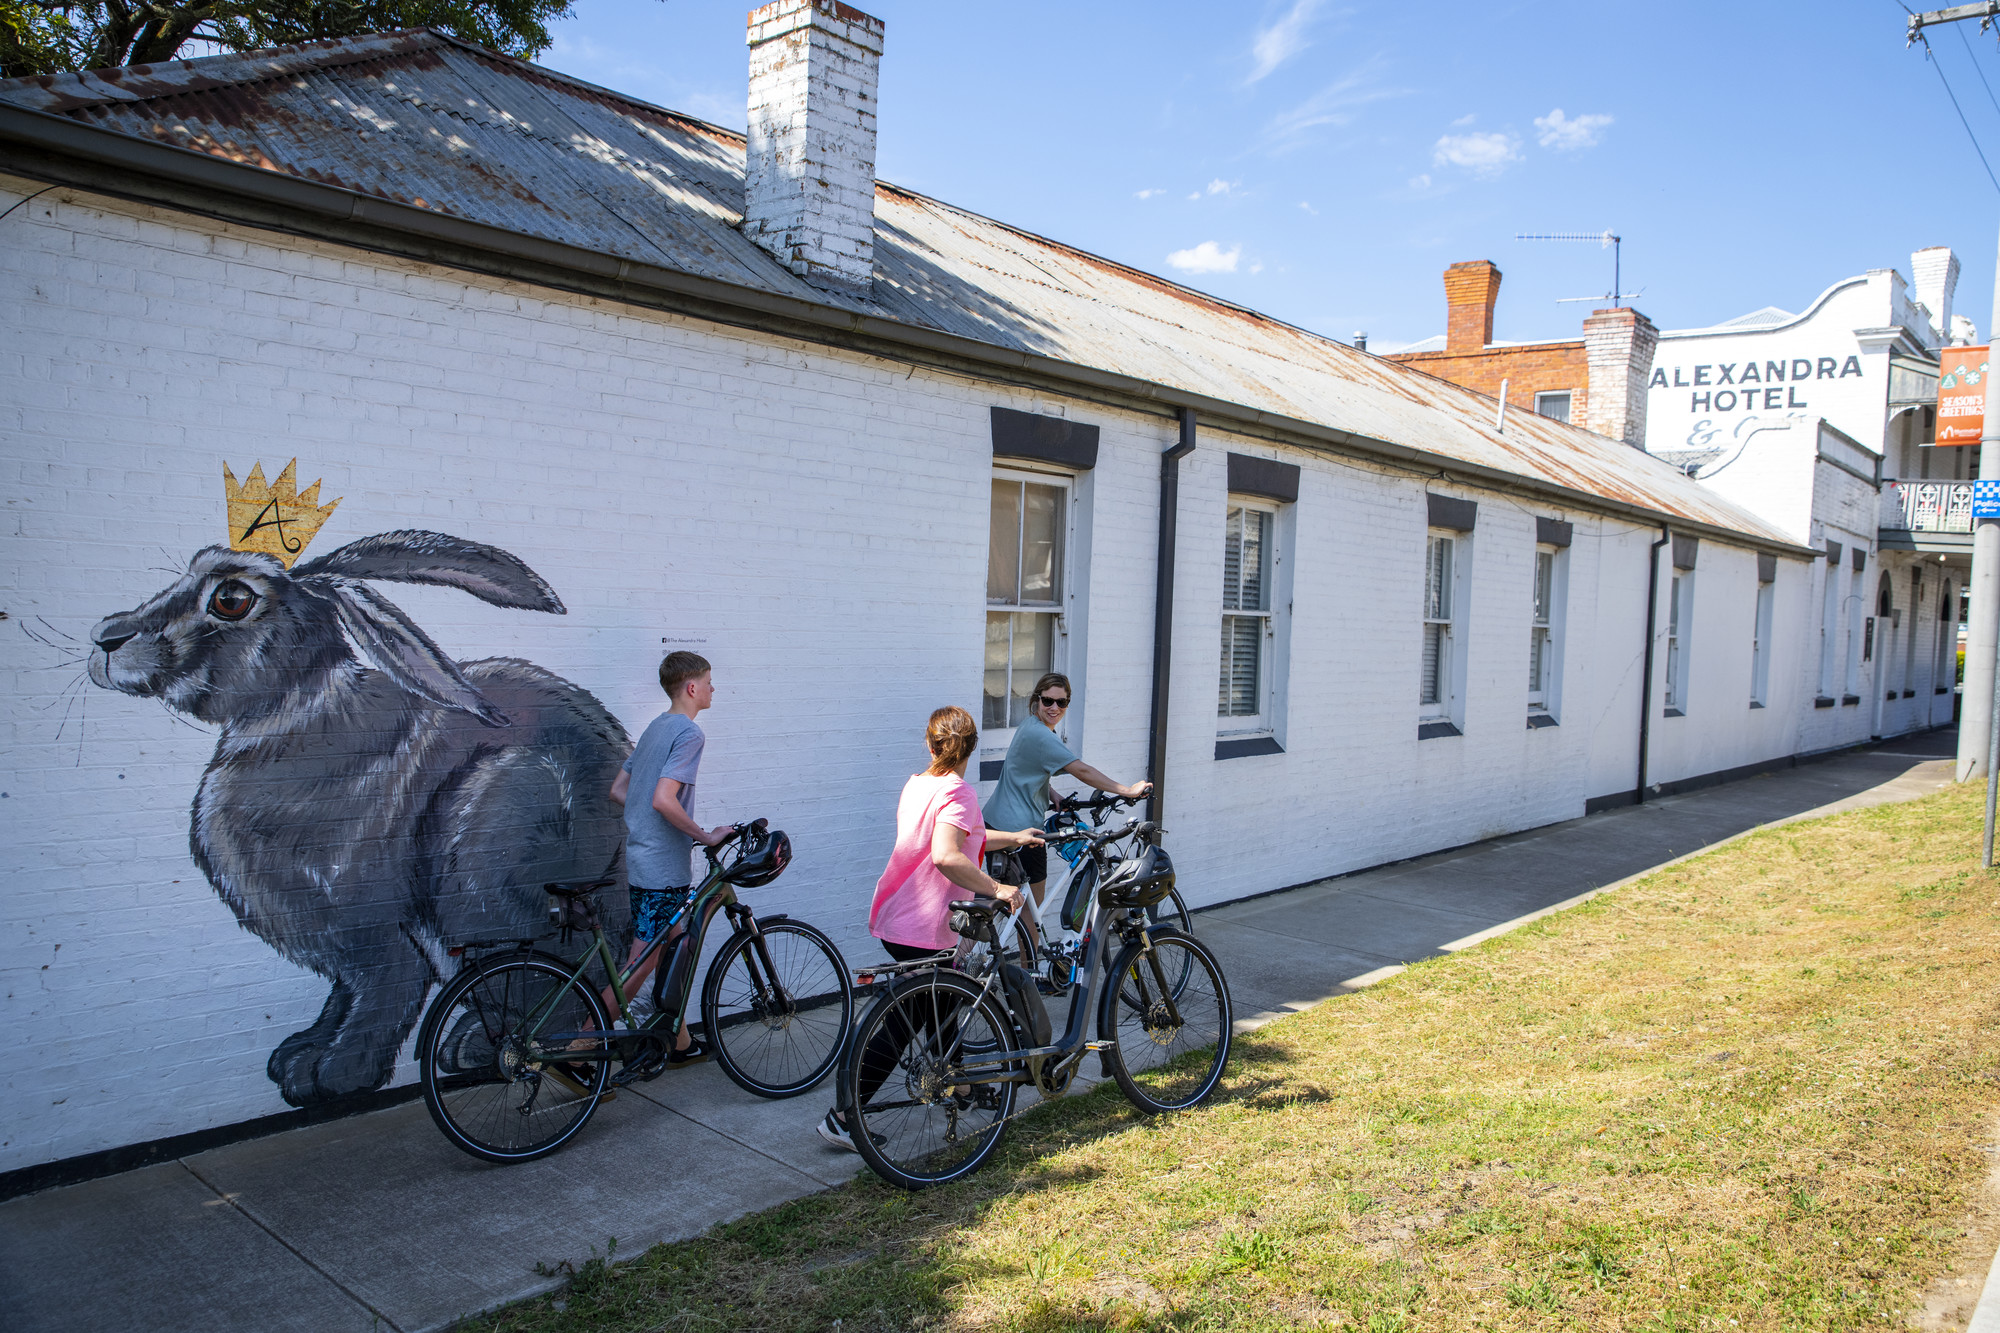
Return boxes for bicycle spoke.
[705,921,851,1098]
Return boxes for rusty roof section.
[0,31,1794,543]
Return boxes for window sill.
[1417,720,1462,740]
[1663,707,1685,718]
[1814,696,1836,709]
[1525,713,1558,730]
[1842,695,1860,706]
[1215,735,1284,761]
[1749,701,1765,710]
[1902,690,1916,698]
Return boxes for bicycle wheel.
[1098,928,1232,1114]
[1142,887,1195,998]
[701,918,854,1098]
[848,969,1019,1190]
[419,955,610,1163]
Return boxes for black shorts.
[987,829,1048,885]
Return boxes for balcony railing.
[1883,479,1974,534]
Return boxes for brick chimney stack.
[1443,260,1503,352]
[743,0,884,295]
[1582,306,1659,448]
[1910,246,1960,347]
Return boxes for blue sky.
[544,0,2000,350]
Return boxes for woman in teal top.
[986,672,1151,951]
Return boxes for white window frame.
[1751,576,1774,708]
[1527,545,1563,716]
[1533,391,1573,424]
[1843,562,1865,698]
[985,466,1075,748]
[1219,496,1281,737]
[1421,529,1463,722]
[1665,571,1693,715]
[1817,552,1840,699]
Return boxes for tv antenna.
[1515,231,1637,307]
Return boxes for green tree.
[2,0,579,80]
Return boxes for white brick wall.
[1,178,1831,1170]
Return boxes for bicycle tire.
[701,917,854,1099]
[420,955,610,1163]
[1097,927,1232,1114]
[848,969,1018,1190]
[1142,887,1195,998]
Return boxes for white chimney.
[743,0,885,295]
[1911,246,1960,348]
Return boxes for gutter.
[0,103,1819,561]
[1146,408,1197,824]
[1636,525,1672,804]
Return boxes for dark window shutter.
[991,407,1099,470]
[1672,534,1699,570]
[1426,493,1478,532]
[1757,553,1777,583]
[1226,452,1301,503]
[1535,517,1573,548]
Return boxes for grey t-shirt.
[623,712,704,890]
[984,721,1078,833]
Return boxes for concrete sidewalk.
[0,733,1958,1333]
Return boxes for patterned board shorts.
[630,886,691,942]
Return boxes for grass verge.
[471,780,2000,1331]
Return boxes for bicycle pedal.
[1084,1040,1117,1051]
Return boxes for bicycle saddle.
[543,878,616,899]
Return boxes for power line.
[1954,20,2000,120]
[1920,32,2000,193]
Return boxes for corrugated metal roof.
[0,30,1797,543]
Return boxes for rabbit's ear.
[320,578,508,725]
[294,531,565,613]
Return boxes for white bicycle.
[982,791,1195,997]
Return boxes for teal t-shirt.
[984,721,1078,832]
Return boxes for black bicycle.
[418,819,853,1163]
[842,813,1232,1190]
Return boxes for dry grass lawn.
[474,779,2000,1332]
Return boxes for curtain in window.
[1219,506,1272,719]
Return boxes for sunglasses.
[1034,696,1070,710]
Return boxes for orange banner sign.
[1937,346,1989,446]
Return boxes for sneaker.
[666,1036,709,1069]
[816,1109,884,1152]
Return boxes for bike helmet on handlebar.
[1096,843,1175,911]
[725,819,792,888]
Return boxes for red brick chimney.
[1444,260,1502,352]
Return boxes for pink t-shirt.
[869,771,987,951]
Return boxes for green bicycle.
[418,819,853,1164]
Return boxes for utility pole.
[1907,4,2000,788]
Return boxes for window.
[985,473,1067,730]
[1937,581,1959,693]
[1751,576,1774,707]
[1421,532,1455,716]
[1534,391,1572,424]
[1219,501,1275,732]
[1665,572,1693,714]
[1528,548,1556,713]
[1843,562,1865,698]
[1817,548,1840,699]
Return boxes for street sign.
[1938,345,1989,445]
[1975,479,2000,518]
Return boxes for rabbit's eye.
[208,580,258,622]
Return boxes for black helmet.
[726,821,792,887]
[1096,844,1174,911]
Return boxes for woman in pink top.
[818,705,1042,1152]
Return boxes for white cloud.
[1205,178,1240,196]
[1187,191,1203,200]
[1249,260,1266,275]
[1450,112,1476,127]
[1408,173,1432,191]
[1534,108,1613,150]
[1249,0,1325,83]
[1134,188,1164,200]
[1261,60,1407,153]
[1298,200,1319,215]
[1167,241,1242,274]
[1433,131,1520,175]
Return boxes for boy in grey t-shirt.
[605,650,734,1064]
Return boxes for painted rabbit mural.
[87,462,632,1107]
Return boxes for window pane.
[1021,483,1063,605]
[1668,576,1681,636]
[1245,510,1270,611]
[1529,626,1547,693]
[1009,612,1055,727]
[1221,615,1262,716]
[1535,392,1571,424]
[1425,536,1452,621]
[1222,507,1244,612]
[988,482,1021,604]
[984,612,1011,729]
[1533,551,1553,625]
[1421,623,1446,706]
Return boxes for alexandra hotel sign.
[1650,355,1864,415]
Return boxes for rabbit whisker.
[35,673,87,712]
[52,679,83,742]
[75,688,88,766]
[34,616,79,643]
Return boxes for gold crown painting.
[224,460,342,568]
